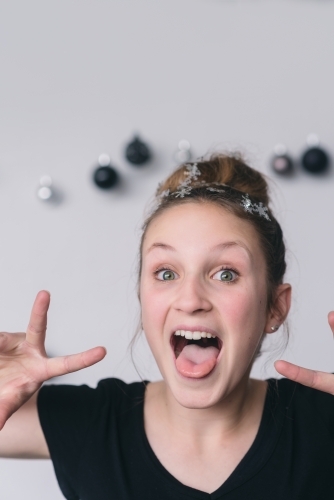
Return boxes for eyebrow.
[146,243,176,253]
[146,241,252,260]
[211,241,253,262]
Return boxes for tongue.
[175,344,219,378]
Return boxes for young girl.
[0,154,333,499]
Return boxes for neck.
[146,375,267,449]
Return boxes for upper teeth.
[174,330,216,340]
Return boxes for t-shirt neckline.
[136,378,286,499]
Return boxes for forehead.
[142,202,263,260]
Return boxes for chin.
[161,360,253,411]
[165,374,229,410]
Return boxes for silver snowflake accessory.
[206,186,226,194]
[159,189,170,199]
[240,194,271,221]
[173,163,201,198]
[156,166,271,222]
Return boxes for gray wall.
[1,0,333,497]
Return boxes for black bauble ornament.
[93,166,119,189]
[125,136,151,165]
[301,147,329,174]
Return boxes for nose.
[173,275,212,314]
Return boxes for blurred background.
[1,0,334,497]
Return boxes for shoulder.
[38,377,149,416]
[94,378,149,410]
[268,376,334,402]
[38,377,149,452]
[267,377,334,425]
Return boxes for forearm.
[0,392,49,459]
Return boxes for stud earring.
[270,325,279,332]
[271,144,294,176]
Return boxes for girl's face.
[140,202,275,408]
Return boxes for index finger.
[275,360,334,395]
[26,290,50,348]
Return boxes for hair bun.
[157,153,269,205]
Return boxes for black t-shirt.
[37,377,334,500]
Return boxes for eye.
[155,269,178,281]
[212,268,238,283]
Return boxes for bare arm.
[0,291,106,458]
[0,391,49,458]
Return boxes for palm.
[0,291,106,429]
[275,311,334,395]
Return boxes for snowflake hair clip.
[159,189,170,199]
[173,163,201,198]
[156,171,271,223]
[206,186,226,194]
[240,194,271,221]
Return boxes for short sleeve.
[37,382,102,500]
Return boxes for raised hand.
[275,311,334,395]
[0,291,106,429]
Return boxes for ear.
[264,283,291,334]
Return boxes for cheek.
[140,280,169,334]
[140,285,169,371]
[222,285,267,340]
[224,283,262,313]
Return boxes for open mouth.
[171,330,223,379]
